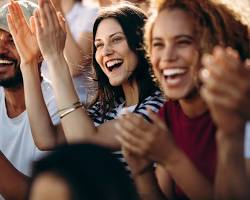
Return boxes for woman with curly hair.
[116,0,249,199]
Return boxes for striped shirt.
[88,90,165,126]
[87,90,165,170]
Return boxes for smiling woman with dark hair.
[90,3,162,124]
[6,0,164,152]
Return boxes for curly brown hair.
[145,0,249,60]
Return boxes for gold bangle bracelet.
[58,101,82,113]
[58,102,83,119]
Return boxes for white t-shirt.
[41,3,98,103]
[244,122,250,158]
[66,2,98,38]
[0,80,59,199]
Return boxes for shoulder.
[245,122,250,158]
[88,99,124,125]
[0,87,4,105]
[0,86,3,97]
[138,90,165,111]
[135,90,165,121]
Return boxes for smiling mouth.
[105,59,123,72]
[163,68,187,79]
[161,68,188,85]
[0,59,15,67]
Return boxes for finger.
[201,67,243,99]
[202,54,223,79]
[116,124,144,148]
[30,16,36,34]
[201,86,240,112]
[225,47,241,70]
[147,107,168,132]
[57,12,66,32]
[244,59,250,70]
[10,1,23,27]
[7,4,18,31]
[115,118,144,140]
[214,46,242,72]
[34,10,43,35]
[116,135,146,157]
[48,0,61,28]
[43,0,58,29]
[38,0,48,28]
[13,0,28,26]
[205,48,240,76]
[6,14,17,35]
[123,113,150,130]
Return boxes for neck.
[122,80,139,107]
[4,86,25,118]
[179,93,207,118]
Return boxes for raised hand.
[7,0,40,65]
[34,0,66,62]
[116,109,177,166]
[200,46,248,134]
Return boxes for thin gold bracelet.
[58,101,82,113]
[58,102,83,119]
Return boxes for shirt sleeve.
[244,122,250,159]
[134,90,165,121]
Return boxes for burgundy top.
[158,101,217,200]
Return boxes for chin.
[109,80,121,87]
[109,77,125,87]
[166,88,199,101]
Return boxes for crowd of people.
[0,0,249,199]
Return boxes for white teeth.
[0,59,13,64]
[106,59,123,68]
[163,68,186,76]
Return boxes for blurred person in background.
[28,144,140,200]
[0,1,59,199]
[42,0,98,104]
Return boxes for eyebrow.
[95,32,124,42]
[152,35,194,41]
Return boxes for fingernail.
[226,47,239,58]
[202,55,213,66]
[200,68,210,80]
[214,46,223,55]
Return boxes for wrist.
[133,163,154,178]
[216,127,245,144]
[216,130,245,157]
[20,58,38,68]
[20,60,39,73]
[161,145,182,171]
[46,52,65,69]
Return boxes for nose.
[102,44,113,57]
[0,38,8,54]
[162,44,177,62]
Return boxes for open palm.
[7,1,40,64]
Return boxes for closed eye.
[95,42,104,49]
[112,36,124,43]
[176,40,192,46]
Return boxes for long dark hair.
[28,144,140,200]
[92,3,157,117]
